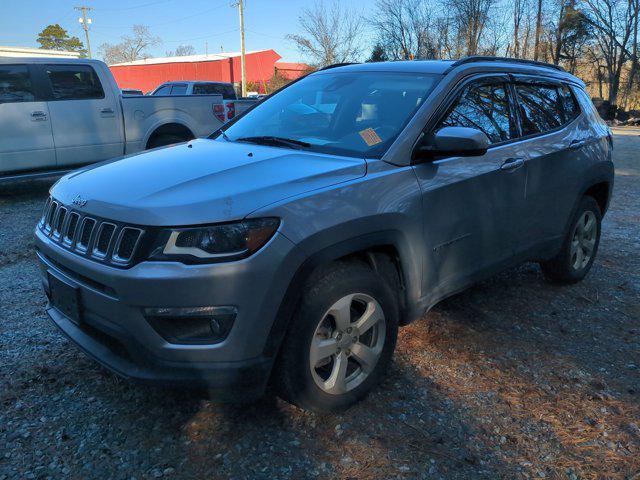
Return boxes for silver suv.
[35,57,614,412]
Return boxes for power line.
[163,28,239,44]
[93,0,173,12]
[245,29,284,40]
[92,2,228,30]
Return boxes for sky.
[0,0,373,63]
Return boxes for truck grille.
[38,196,144,267]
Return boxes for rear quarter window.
[560,85,581,123]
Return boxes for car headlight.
[149,218,279,263]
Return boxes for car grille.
[38,196,145,267]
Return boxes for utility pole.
[232,0,247,97]
[75,6,93,58]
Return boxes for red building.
[109,50,309,94]
[274,62,313,80]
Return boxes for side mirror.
[413,126,490,161]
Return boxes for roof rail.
[318,62,359,71]
[447,56,565,73]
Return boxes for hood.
[51,139,366,225]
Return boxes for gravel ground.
[1,128,638,480]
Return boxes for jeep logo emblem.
[72,195,87,207]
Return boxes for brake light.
[226,102,235,120]
[213,104,225,122]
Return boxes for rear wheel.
[540,195,602,284]
[275,261,399,412]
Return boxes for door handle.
[31,111,47,121]
[500,157,525,171]
[569,139,587,150]
[100,107,115,117]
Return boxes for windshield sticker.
[359,128,382,146]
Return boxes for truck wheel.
[275,261,399,412]
[539,195,602,284]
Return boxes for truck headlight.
[149,218,279,263]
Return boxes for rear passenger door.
[0,64,56,174]
[511,78,584,251]
[41,63,124,167]
[413,76,528,294]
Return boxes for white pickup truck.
[149,81,258,122]
[0,58,233,181]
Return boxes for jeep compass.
[35,57,613,412]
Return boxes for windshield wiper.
[235,136,311,149]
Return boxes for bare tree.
[447,0,497,56]
[580,0,639,107]
[99,25,161,65]
[166,45,196,57]
[370,0,437,60]
[534,0,544,59]
[287,1,364,67]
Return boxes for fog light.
[144,306,236,345]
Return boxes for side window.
[192,84,235,99]
[170,84,187,95]
[45,64,104,100]
[438,82,516,144]
[0,65,36,103]
[154,85,171,95]
[560,85,580,123]
[514,83,563,136]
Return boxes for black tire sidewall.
[543,196,602,283]
[277,263,399,412]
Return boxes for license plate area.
[48,272,83,324]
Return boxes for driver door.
[412,76,528,298]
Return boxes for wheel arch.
[145,122,195,149]
[262,231,418,359]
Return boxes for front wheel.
[275,261,399,412]
[540,195,602,284]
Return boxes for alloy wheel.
[570,210,597,270]
[309,293,386,395]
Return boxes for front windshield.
[220,71,441,158]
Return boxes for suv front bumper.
[35,228,304,400]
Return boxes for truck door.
[0,64,56,175]
[40,63,124,167]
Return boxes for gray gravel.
[1,128,639,479]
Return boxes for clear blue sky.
[0,0,373,63]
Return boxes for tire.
[146,134,192,149]
[539,195,602,284]
[275,261,399,412]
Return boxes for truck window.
[45,65,105,101]
[0,65,36,103]
[154,85,171,95]
[192,83,236,99]
[170,84,187,95]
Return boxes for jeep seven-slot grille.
[38,196,144,267]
